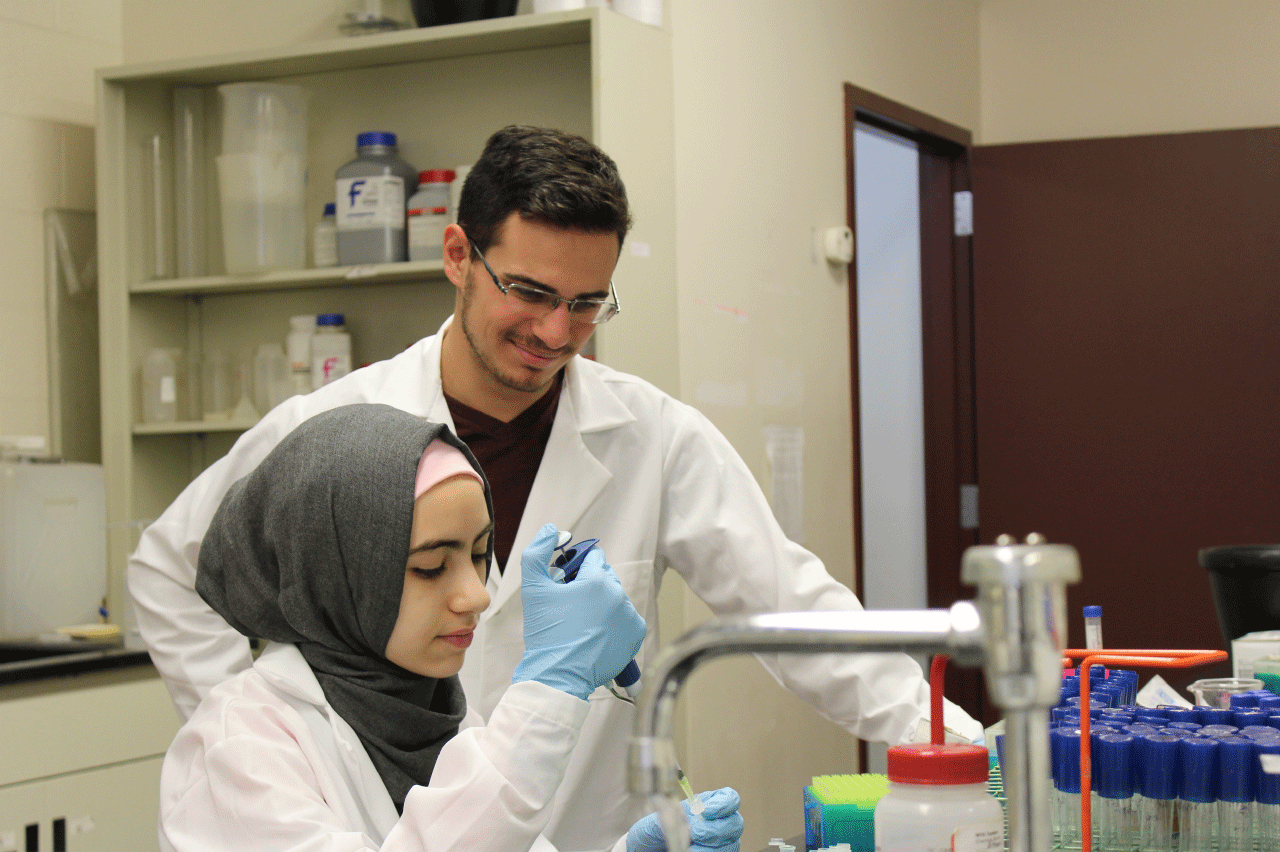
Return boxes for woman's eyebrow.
[409,522,493,556]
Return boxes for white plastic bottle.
[311,313,352,389]
[874,744,1004,852]
[335,132,417,265]
[313,202,338,267]
[406,169,455,261]
[142,348,181,423]
[287,314,316,395]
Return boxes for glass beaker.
[1187,677,1264,709]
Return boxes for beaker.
[1187,677,1264,709]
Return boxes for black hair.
[458,125,632,255]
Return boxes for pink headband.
[414,439,482,499]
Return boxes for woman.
[157,403,740,852]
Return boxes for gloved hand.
[627,787,744,852]
[511,524,646,700]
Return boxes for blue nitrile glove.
[511,523,646,700]
[627,787,744,852]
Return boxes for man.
[130,125,981,852]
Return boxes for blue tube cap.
[1083,605,1103,618]
[1200,708,1236,726]
[1234,710,1269,728]
[1218,737,1257,803]
[1178,736,1219,804]
[1137,734,1180,800]
[1231,692,1262,710]
[1095,733,1135,799]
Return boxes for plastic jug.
[216,83,310,274]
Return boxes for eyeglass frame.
[468,238,620,325]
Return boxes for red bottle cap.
[886,743,989,785]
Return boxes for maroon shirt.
[445,373,563,571]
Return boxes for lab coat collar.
[254,641,327,706]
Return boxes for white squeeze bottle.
[311,313,352,389]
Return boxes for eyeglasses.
[469,239,620,325]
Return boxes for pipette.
[551,531,643,698]
[675,766,704,817]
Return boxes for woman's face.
[384,475,492,678]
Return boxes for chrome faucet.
[628,535,1079,852]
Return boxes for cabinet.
[0,670,180,852]
[95,10,676,613]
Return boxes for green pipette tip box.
[803,774,888,852]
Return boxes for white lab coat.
[159,642,622,852]
[131,316,981,852]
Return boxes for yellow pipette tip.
[676,768,704,817]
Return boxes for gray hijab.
[196,403,494,812]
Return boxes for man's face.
[454,215,619,399]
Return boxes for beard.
[458,277,566,396]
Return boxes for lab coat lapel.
[488,358,635,614]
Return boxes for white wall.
[0,1,120,441]
[665,2,980,844]
[979,0,1280,144]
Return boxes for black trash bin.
[1198,544,1280,646]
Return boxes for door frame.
[843,84,988,726]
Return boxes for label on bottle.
[951,821,1004,852]
[336,176,405,230]
[407,209,449,255]
[159,375,176,404]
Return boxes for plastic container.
[311,314,352,389]
[217,83,309,156]
[252,343,290,413]
[314,203,338,268]
[141,348,181,423]
[407,169,456,261]
[287,315,316,395]
[216,83,309,274]
[217,152,307,273]
[874,744,1003,852]
[201,350,233,421]
[335,132,417,265]
[0,458,107,638]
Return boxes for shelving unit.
[96,9,677,619]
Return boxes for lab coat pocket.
[590,558,655,702]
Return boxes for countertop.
[0,632,152,685]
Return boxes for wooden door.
[971,128,1280,690]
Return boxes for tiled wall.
[0,1,121,442]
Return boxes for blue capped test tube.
[1179,736,1219,852]
[1052,726,1083,847]
[1218,736,1256,852]
[1095,733,1137,852]
[1137,734,1179,851]
[1255,739,1280,852]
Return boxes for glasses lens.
[591,302,618,325]
[506,284,557,308]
